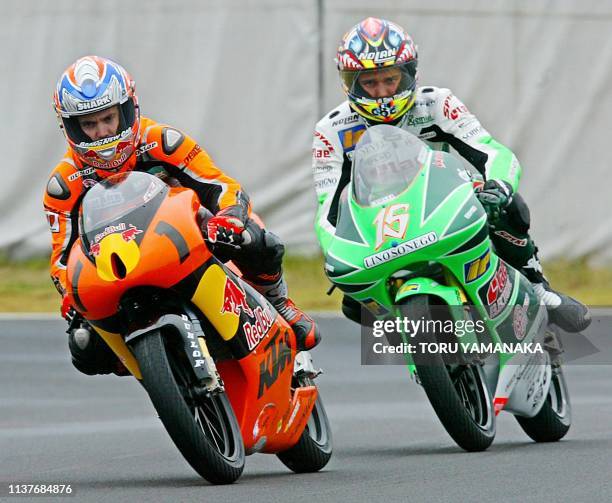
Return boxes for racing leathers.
[313,87,590,333]
[44,117,319,374]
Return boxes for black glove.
[476,179,513,222]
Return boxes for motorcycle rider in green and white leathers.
[312,17,590,333]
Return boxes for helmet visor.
[340,61,417,101]
[62,99,136,146]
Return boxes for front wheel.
[402,295,496,452]
[515,366,571,442]
[276,376,333,473]
[131,330,244,484]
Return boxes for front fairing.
[326,147,485,299]
[323,126,547,376]
[66,172,209,321]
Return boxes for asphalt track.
[1,315,611,503]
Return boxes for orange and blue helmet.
[53,56,140,172]
[336,18,418,123]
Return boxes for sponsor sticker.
[315,177,339,190]
[364,232,438,269]
[182,144,202,165]
[89,242,101,257]
[357,48,397,63]
[244,305,275,350]
[461,126,482,141]
[331,114,359,127]
[483,261,513,318]
[136,141,158,157]
[463,249,491,283]
[313,148,332,159]
[398,283,421,296]
[68,167,96,181]
[405,115,434,127]
[221,277,254,318]
[513,294,530,341]
[120,224,142,242]
[258,331,292,398]
[76,95,111,112]
[314,131,335,152]
[433,152,445,168]
[443,94,469,121]
[494,230,527,247]
[94,223,126,243]
[82,178,98,188]
[45,211,60,233]
[90,223,142,256]
[362,298,390,317]
[338,125,366,152]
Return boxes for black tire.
[515,366,571,442]
[402,295,496,452]
[131,330,244,484]
[276,378,333,473]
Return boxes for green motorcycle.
[316,125,571,452]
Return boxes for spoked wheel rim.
[449,365,494,432]
[168,343,241,461]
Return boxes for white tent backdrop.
[1,0,611,262]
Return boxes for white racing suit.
[313,86,520,232]
[312,86,590,333]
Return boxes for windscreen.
[352,124,429,206]
[80,171,167,236]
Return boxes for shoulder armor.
[161,127,185,155]
[46,173,71,200]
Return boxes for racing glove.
[61,295,76,323]
[206,205,247,245]
[476,179,513,223]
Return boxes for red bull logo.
[89,242,101,257]
[121,224,142,242]
[244,305,275,350]
[221,277,254,318]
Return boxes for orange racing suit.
[43,116,256,298]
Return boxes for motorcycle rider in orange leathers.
[45,56,319,375]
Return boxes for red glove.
[207,207,246,245]
[61,295,75,321]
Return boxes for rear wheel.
[131,330,244,484]
[402,295,496,452]
[276,376,333,473]
[515,366,571,442]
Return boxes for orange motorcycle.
[65,171,332,484]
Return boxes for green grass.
[0,256,61,312]
[0,256,609,313]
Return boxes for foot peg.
[294,351,322,380]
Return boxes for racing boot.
[522,255,591,333]
[249,274,321,351]
[68,321,129,376]
[543,326,564,367]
